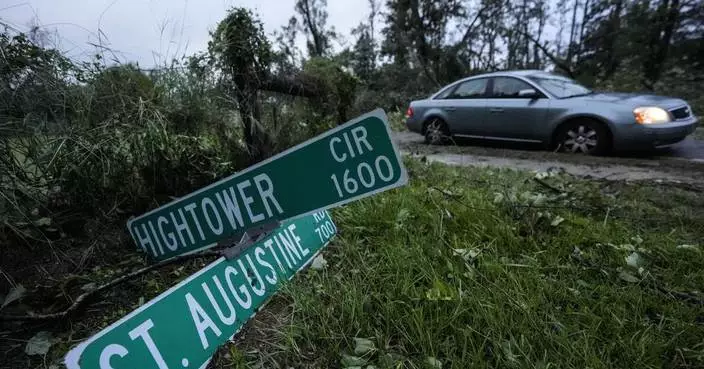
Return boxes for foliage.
[209,8,273,89]
[209,7,274,159]
[80,64,161,127]
[303,57,359,127]
[0,32,77,126]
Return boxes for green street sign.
[65,211,336,369]
[128,109,406,261]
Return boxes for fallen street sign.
[65,211,337,369]
[128,108,406,261]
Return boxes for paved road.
[393,131,704,161]
[659,138,704,160]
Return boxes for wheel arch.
[421,114,449,135]
[550,114,614,149]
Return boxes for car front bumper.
[613,117,699,149]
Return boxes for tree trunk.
[642,0,681,89]
[567,0,580,64]
[576,0,590,64]
[236,89,270,161]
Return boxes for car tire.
[424,118,450,145]
[555,120,610,155]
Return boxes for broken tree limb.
[533,177,564,194]
[508,27,576,78]
[0,250,221,322]
[261,74,323,98]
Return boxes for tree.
[351,24,377,82]
[0,31,76,124]
[272,17,302,74]
[294,0,336,57]
[209,8,273,159]
[640,0,683,89]
[381,0,465,85]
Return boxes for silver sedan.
[404,70,699,154]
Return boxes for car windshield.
[526,74,592,98]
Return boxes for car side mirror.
[518,88,539,98]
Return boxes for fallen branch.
[533,177,564,194]
[429,186,463,199]
[651,280,704,305]
[261,74,323,98]
[0,250,221,322]
[508,27,576,78]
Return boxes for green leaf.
[311,255,328,270]
[341,354,367,367]
[676,244,699,251]
[25,331,53,356]
[35,217,52,227]
[550,215,565,227]
[1,284,26,310]
[625,252,644,268]
[618,270,640,283]
[353,338,376,355]
[426,356,443,368]
[452,248,480,261]
[493,193,504,203]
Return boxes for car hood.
[572,92,687,109]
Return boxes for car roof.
[429,70,561,99]
[466,69,553,78]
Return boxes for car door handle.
[489,108,504,113]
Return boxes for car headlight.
[633,106,671,124]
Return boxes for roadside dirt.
[394,132,704,185]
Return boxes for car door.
[440,78,490,136]
[481,77,550,142]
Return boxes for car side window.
[490,77,536,98]
[434,85,456,99]
[445,78,488,99]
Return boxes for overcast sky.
[0,0,370,68]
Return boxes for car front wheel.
[424,118,449,145]
[556,120,610,155]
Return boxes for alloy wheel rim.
[563,125,597,153]
[427,120,444,143]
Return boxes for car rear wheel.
[556,120,610,155]
[424,118,450,145]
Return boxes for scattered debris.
[310,255,328,270]
[625,252,644,268]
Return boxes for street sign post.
[128,108,406,262]
[65,211,337,369]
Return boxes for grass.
[4,158,703,369]
[218,158,704,369]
